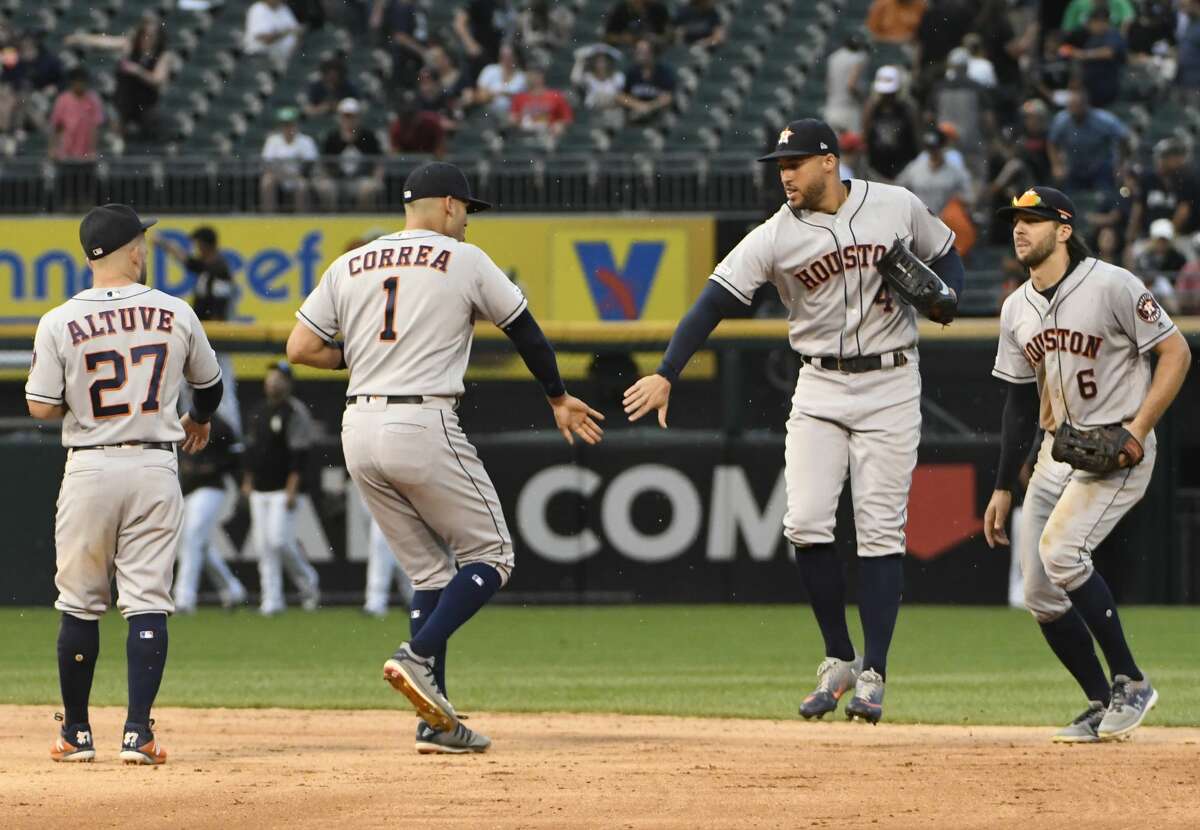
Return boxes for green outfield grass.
[0,606,1196,726]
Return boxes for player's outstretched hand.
[179,413,211,455]
[550,394,605,445]
[983,489,1013,548]
[623,374,671,428]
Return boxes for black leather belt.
[72,442,174,452]
[799,351,908,373]
[346,395,425,407]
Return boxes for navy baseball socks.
[57,613,99,726]
[843,555,902,725]
[1066,571,1143,682]
[1039,608,1111,706]
[121,613,168,765]
[408,563,503,659]
[52,613,98,762]
[857,554,903,682]
[409,588,447,695]
[793,544,856,662]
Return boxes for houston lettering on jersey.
[793,244,888,290]
[348,244,452,276]
[65,307,175,346]
[1023,327,1103,365]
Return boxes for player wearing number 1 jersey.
[26,204,224,765]
[286,161,603,753]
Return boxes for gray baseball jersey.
[25,284,222,446]
[992,258,1177,430]
[296,230,527,396]
[711,179,955,357]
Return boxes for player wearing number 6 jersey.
[286,161,604,753]
[26,204,224,765]
[984,187,1191,742]
[623,119,967,724]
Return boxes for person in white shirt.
[260,107,318,212]
[472,42,526,119]
[570,44,625,130]
[243,0,301,66]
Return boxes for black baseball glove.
[876,238,957,324]
[1051,423,1145,474]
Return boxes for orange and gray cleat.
[50,713,95,762]
[119,721,167,765]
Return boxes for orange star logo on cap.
[778,127,793,145]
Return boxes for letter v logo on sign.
[573,241,665,320]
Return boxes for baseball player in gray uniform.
[26,203,223,765]
[623,119,966,723]
[286,161,604,753]
[984,187,1191,742]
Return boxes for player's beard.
[790,178,825,211]
[138,259,148,285]
[1016,232,1056,269]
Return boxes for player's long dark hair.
[1066,227,1092,266]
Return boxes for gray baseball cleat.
[384,643,459,732]
[845,669,885,724]
[1098,675,1158,741]
[1052,701,1106,743]
[415,720,491,754]
[799,656,861,720]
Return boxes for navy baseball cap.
[403,161,491,213]
[757,118,840,162]
[80,203,157,260]
[996,186,1077,226]
[267,360,293,378]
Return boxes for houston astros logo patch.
[1136,292,1162,323]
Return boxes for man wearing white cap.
[314,98,385,211]
[862,65,921,180]
[1132,218,1185,315]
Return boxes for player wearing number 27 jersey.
[26,204,223,766]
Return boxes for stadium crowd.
[1,1,1200,310]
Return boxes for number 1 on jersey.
[380,277,399,341]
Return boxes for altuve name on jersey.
[347,244,453,277]
[66,306,176,346]
[1023,327,1103,366]
[793,244,889,290]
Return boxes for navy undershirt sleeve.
[502,309,567,399]
[931,248,966,297]
[996,381,1040,491]
[188,378,223,424]
[656,282,745,384]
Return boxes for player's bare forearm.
[26,400,66,420]
[286,322,343,370]
[1128,331,1192,440]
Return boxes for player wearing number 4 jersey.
[984,187,1191,743]
[286,162,603,753]
[26,204,224,765]
[623,119,967,723]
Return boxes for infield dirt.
[2,705,1197,829]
